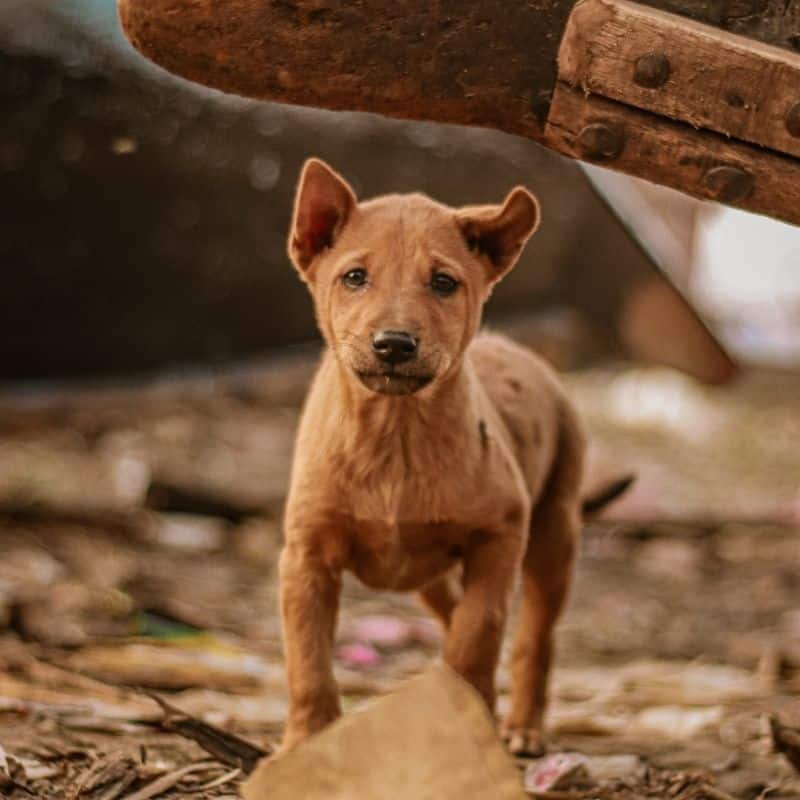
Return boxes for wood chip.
[70,753,136,798]
[95,771,140,800]
[120,762,215,800]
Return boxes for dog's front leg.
[442,530,523,712]
[279,541,342,752]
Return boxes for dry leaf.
[243,664,526,800]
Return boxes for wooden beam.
[559,0,800,159]
[117,0,800,225]
[544,85,800,227]
[117,0,576,140]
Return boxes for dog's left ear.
[456,187,540,280]
[289,158,357,275]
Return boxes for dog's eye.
[342,267,368,289]
[430,272,459,296]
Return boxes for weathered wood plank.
[544,84,800,225]
[117,0,576,141]
[559,0,800,158]
[115,0,800,135]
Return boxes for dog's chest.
[346,472,461,527]
[347,518,470,591]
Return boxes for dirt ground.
[0,352,798,799]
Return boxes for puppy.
[279,158,609,757]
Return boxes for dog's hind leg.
[503,417,584,756]
[417,571,462,630]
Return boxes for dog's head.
[288,158,540,396]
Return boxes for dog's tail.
[582,474,636,517]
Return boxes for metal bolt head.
[576,122,625,162]
[724,91,744,109]
[703,165,754,203]
[786,102,800,138]
[634,53,671,88]
[530,89,553,126]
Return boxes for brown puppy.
[280,158,585,757]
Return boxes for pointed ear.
[456,187,540,278]
[288,158,357,273]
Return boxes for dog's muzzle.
[356,369,432,395]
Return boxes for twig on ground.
[144,692,270,773]
[185,767,241,792]
[120,761,215,800]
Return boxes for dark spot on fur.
[448,545,464,558]
[479,419,488,450]
[462,224,504,267]
[509,378,522,392]
[504,504,524,526]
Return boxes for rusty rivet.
[786,102,800,138]
[633,52,671,88]
[703,165,754,203]
[576,122,625,162]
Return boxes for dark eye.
[342,267,368,289]
[430,271,459,296]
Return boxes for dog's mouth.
[355,370,433,396]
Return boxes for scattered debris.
[524,753,591,792]
[187,767,242,792]
[769,715,800,773]
[524,753,645,792]
[70,752,139,798]
[60,638,269,691]
[120,760,216,800]
[1,364,800,797]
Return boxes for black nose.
[371,330,418,364]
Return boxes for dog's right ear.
[288,158,357,275]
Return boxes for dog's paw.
[501,726,547,758]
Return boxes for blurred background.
[0,3,798,799]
